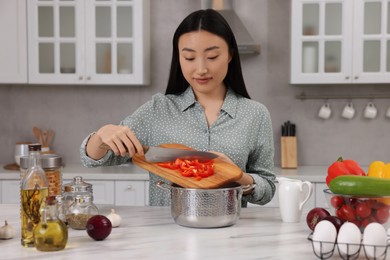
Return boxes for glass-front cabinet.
[291,0,390,84]
[27,0,150,85]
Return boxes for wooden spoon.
[33,126,43,145]
[42,129,48,147]
[47,130,55,147]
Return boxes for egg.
[312,220,337,256]
[363,223,387,258]
[337,222,361,256]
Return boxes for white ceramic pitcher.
[277,177,313,223]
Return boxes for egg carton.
[308,233,390,260]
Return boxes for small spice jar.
[65,194,98,230]
[20,154,63,197]
[62,176,93,210]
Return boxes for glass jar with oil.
[34,196,68,251]
[21,144,48,247]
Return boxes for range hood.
[201,0,260,54]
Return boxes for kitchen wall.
[1,0,390,167]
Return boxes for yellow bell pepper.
[368,161,390,178]
[368,161,390,205]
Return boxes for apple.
[306,207,331,231]
[86,215,112,241]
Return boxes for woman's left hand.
[210,150,255,194]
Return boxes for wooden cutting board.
[132,144,243,189]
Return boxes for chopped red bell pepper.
[157,158,214,180]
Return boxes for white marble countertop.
[0,204,355,260]
[1,163,331,183]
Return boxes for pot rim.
[156,181,245,191]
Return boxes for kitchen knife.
[99,143,218,162]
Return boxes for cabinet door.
[115,180,146,206]
[291,0,353,84]
[353,0,390,83]
[1,180,20,204]
[88,180,115,205]
[28,0,85,84]
[84,0,150,85]
[0,0,27,83]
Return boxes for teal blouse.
[80,87,275,206]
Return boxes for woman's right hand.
[86,124,144,159]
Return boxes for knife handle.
[99,143,149,153]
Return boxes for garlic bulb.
[106,209,122,228]
[0,220,16,240]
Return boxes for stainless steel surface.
[99,143,218,162]
[157,181,243,228]
[20,154,62,169]
[201,0,260,54]
[144,146,218,162]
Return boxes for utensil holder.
[281,136,298,169]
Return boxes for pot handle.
[241,183,256,193]
[156,181,172,191]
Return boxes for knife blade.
[99,143,218,162]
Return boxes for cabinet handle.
[126,185,133,190]
[78,76,83,80]
[354,76,359,80]
[87,76,91,80]
[345,76,350,80]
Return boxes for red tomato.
[330,196,344,209]
[336,207,345,220]
[339,204,356,222]
[360,216,377,229]
[375,206,390,224]
[349,198,359,207]
[356,202,372,219]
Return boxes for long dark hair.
[165,9,251,99]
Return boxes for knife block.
[281,137,298,169]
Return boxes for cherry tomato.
[339,204,356,222]
[330,196,344,209]
[336,207,345,220]
[360,216,377,229]
[349,198,359,207]
[356,202,372,219]
[375,206,390,224]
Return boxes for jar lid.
[19,154,62,169]
[63,176,93,193]
[28,143,41,151]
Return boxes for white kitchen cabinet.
[291,0,390,84]
[1,180,20,204]
[27,0,150,85]
[0,0,27,83]
[63,179,148,206]
[86,180,115,205]
[115,180,147,206]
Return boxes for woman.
[80,9,275,206]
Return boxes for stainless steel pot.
[157,181,254,228]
